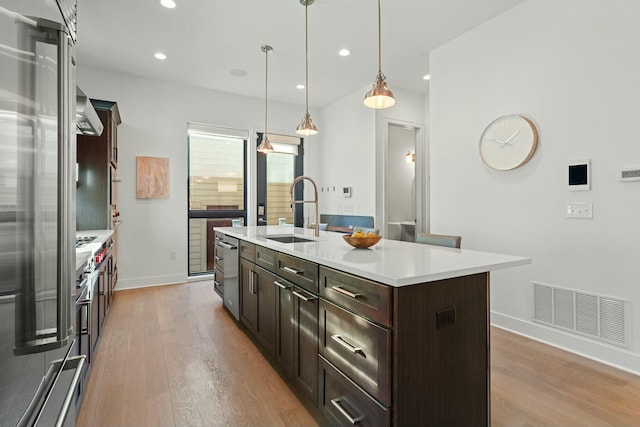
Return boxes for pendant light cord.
[377,0,382,75]
[264,47,269,137]
[305,3,310,116]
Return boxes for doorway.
[187,124,247,275]
[378,119,426,241]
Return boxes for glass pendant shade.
[296,113,317,136]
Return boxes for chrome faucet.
[290,176,320,237]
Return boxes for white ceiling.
[76,0,526,109]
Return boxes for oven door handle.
[216,241,237,250]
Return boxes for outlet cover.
[566,202,593,219]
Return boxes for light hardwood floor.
[77,281,640,427]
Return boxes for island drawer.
[276,252,318,293]
[255,245,276,273]
[239,240,255,262]
[319,267,392,327]
[319,356,390,427]
[319,299,391,406]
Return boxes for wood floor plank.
[77,281,640,427]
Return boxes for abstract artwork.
[136,156,169,199]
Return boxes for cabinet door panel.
[256,267,276,356]
[240,258,257,333]
[293,286,318,404]
[275,278,294,377]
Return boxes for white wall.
[78,66,319,289]
[313,87,376,217]
[430,0,640,373]
[312,86,426,228]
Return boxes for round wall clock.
[479,114,538,170]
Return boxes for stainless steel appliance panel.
[218,236,239,320]
[0,4,83,426]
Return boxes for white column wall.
[430,0,640,373]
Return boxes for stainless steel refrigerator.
[0,2,84,426]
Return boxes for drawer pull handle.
[330,398,364,425]
[282,266,303,275]
[331,286,362,299]
[331,334,365,357]
[274,280,290,290]
[292,290,316,302]
[214,255,222,262]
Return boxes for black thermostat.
[568,159,590,191]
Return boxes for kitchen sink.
[267,235,316,244]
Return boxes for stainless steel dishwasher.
[214,233,239,320]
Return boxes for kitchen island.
[215,226,530,427]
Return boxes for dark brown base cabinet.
[273,275,320,401]
[224,236,490,427]
[240,259,276,355]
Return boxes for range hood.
[76,86,104,136]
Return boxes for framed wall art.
[136,156,170,199]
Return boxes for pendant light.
[257,45,274,153]
[296,0,318,136]
[364,0,395,109]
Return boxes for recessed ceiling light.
[423,74,431,80]
[154,52,167,60]
[296,84,305,90]
[160,0,176,8]
[338,49,351,57]
[230,69,248,77]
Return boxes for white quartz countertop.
[217,226,531,287]
[75,250,91,271]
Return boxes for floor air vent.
[532,282,630,348]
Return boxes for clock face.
[479,114,538,170]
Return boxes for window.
[256,133,304,227]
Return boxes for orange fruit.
[351,231,365,238]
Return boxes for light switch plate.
[566,202,593,219]
[620,167,640,182]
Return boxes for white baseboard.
[491,311,640,376]
[115,273,187,290]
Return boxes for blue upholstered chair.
[415,233,461,249]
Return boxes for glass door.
[188,126,247,275]
[256,134,304,227]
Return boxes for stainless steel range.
[75,236,97,249]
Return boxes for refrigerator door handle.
[17,350,86,427]
[14,18,75,355]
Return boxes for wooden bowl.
[342,234,382,249]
